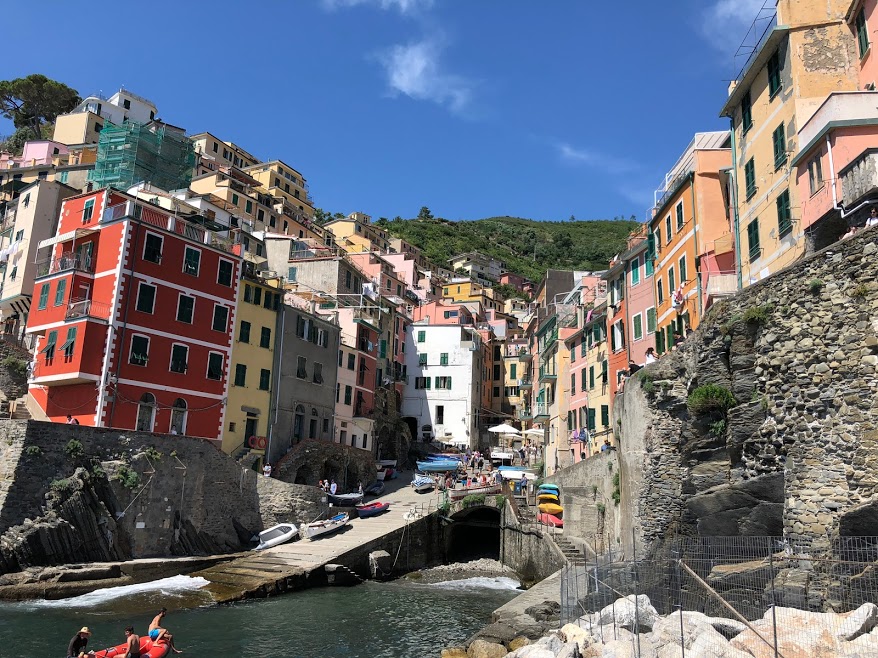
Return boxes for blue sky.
[2,0,770,222]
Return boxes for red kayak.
[92,637,170,658]
[537,512,563,527]
[356,501,390,518]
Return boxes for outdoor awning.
[38,227,97,250]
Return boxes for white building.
[402,323,483,449]
[449,251,504,285]
[0,180,79,338]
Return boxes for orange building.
[647,132,734,354]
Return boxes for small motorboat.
[412,475,435,493]
[416,460,460,473]
[538,502,563,516]
[365,480,385,496]
[490,446,516,463]
[93,637,170,658]
[448,482,503,502]
[378,459,398,468]
[537,512,564,527]
[327,492,364,507]
[254,523,298,550]
[305,512,349,539]
[356,501,390,518]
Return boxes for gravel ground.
[404,558,518,584]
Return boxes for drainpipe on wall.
[689,174,703,324]
[728,121,743,291]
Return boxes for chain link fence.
[560,536,878,656]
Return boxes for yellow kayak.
[538,502,563,516]
[537,493,560,503]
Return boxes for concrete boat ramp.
[194,479,443,602]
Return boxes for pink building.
[791,91,878,246]
[0,141,69,170]
[411,301,478,325]
[564,323,589,465]
[622,234,657,365]
[849,0,878,89]
[499,272,534,295]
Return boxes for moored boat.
[356,501,390,517]
[254,523,298,550]
[364,480,385,496]
[490,446,516,463]
[416,460,460,473]
[538,502,563,516]
[412,475,435,493]
[93,637,170,658]
[448,483,503,501]
[305,512,349,539]
[537,512,563,527]
[327,492,364,507]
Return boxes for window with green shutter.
[510,363,517,379]
[633,314,643,341]
[601,404,609,427]
[645,255,654,277]
[768,50,782,97]
[630,257,640,285]
[288,266,297,281]
[246,200,253,214]
[589,365,595,389]
[646,232,656,261]
[747,218,761,262]
[580,337,586,357]
[745,158,756,199]
[570,374,575,392]
[656,329,665,354]
[379,339,387,358]
[773,123,787,169]
[38,283,49,310]
[234,364,247,386]
[679,256,687,284]
[646,307,656,333]
[207,353,223,380]
[259,369,270,391]
[418,353,427,366]
[668,266,675,293]
[260,327,271,348]
[239,321,251,343]
[61,327,77,357]
[417,330,425,343]
[40,330,58,358]
[580,370,586,392]
[587,408,596,431]
[741,90,753,134]
[675,202,684,230]
[601,359,608,382]
[54,279,67,306]
[776,189,792,238]
[657,277,664,305]
[857,9,869,58]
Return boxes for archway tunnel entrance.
[446,507,501,562]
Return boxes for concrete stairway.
[555,536,587,565]
[10,397,31,420]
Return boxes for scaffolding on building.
[88,121,195,192]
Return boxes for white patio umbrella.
[446,437,470,446]
[488,423,521,434]
[522,428,544,437]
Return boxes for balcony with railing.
[517,407,533,420]
[538,327,558,352]
[538,364,557,382]
[517,348,533,361]
[532,403,549,420]
[65,298,112,322]
[35,253,95,279]
[518,377,533,389]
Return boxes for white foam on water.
[430,576,521,591]
[27,575,210,608]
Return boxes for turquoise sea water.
[0,574,520,658]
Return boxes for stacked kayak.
[537,484,563,517]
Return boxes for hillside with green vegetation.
[372,212,641,283]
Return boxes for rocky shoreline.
[405,558,519,585]
[443,593,878,658]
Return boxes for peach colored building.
[647,132,733,354]
[849,0,878,88]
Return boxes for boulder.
[472,622,517,646]
[508,637,530,651]
[441,649,468,658]
[593,595,659,632]
[466,639,507,658]
[730,607,844,658]
[508,647,556,658]
[651,611,748,657]
[525,600,562,622]
[835,603,878,641]
[560,623,594,652]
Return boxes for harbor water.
[0,574,521,657]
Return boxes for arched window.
[136,393,156,432]
[170,398,187,435]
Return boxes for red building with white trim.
[26,188,240,439]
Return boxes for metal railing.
[533,403,549,418]
[65,298,111,321]
[35,254,95,278]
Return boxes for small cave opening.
[446,508,501,562]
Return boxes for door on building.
[170,398,187,435]
[136,393,156,432]
[309,418,317,439]
[76,241,94,270]
[245,416,258,444]
[293,405,304,442]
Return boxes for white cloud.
[322,0,434,14]
[701,0,768,55]
[556,143,638,175]
[380,39,472,113]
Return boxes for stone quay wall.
[616,226,878,558]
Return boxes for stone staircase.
[554,536,587,566]
[9,397,31,420]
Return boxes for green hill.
[373,215,641,283]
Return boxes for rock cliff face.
[617,227,878,557]
[0,420,326,574]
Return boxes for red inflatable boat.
[92,637,170,658]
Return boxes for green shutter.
[589,366,595,389]
[747,218,761,262]
[510,363,516,379]
[776,190,792,238]
[379,339,387,358]
[858,10,870,57]
[745,159,756,199]
[631,258,640,285]
[38,284,49,309]
[54,279,67,306]
[742,91,753,133]
[773,123,787,168]
[417,330,425,343]
[679,257,687,283]
[418,353,427,365]
[647,308,657,333]
[61,326,77,356]
[587,408,596,431]
[676,203,684,229]
[633,314,643,341]
[601,405,610,427]
[768,50,781,97]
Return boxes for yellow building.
[244,160,315,223]
[223,271,280,460]
[191,132,260,176]
[720,0,858,286]
[442,278,502,311]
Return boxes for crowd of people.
[66,609,182,658]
